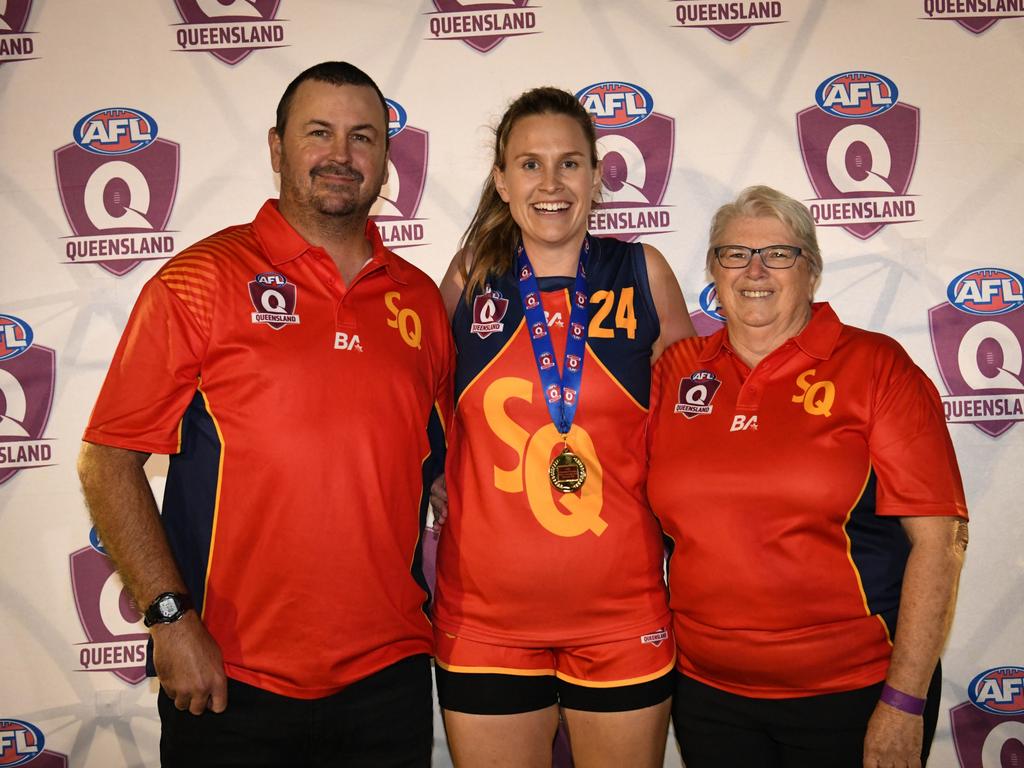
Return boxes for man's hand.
[863,701,923,768]
[152,611,228,716]
[429,474,448,532]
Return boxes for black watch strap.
[143,592,193,627]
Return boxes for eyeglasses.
[713,245,804,269]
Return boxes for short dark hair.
[275,61,389,147]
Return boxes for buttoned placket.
[731,341,795,412]
[304,245,387,330]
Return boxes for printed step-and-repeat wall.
[1,2,1022,766]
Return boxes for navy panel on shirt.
[453,236,659,406]
[847,469,911,639]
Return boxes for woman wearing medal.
[432,87,694,767]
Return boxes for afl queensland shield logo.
[470,289,509,339]
[54,109,180,276]
[0,317,55,487]
[949,700,1024,767]
[928,301,1024,438]
[797,73,920,241]
[370,100,429,249]
[675,371,721,418]
[248,273,299,330]
[578,82,675,242]
[173,0,283,65]
[69,546,148,685]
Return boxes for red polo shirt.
[647,303,967,697]
[84,200,453,698]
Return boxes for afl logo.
[0,719,45,766]
[815,72,898,119]
[73,108,157,155]
[575,82,653,129]
[255,272,287,287]
[947,268,1024,316]
[0,315,33,363]
[968,666,1024,715]
[386,98,407,138]
[699,284,725,322]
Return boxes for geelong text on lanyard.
[516,237,590,493]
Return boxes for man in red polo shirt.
[77,62,452,767]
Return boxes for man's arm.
[862,515,967,768]
[77,441,228,715]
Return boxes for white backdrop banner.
[1,2,1022,766]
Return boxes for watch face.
[158,595,178,618]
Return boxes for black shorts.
[435,665,674,715]
[672,662,942,768]
[159,654,433,768]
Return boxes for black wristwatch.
[143,592,193,627]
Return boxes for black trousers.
[673,663,942,768]
[159,654,433,768]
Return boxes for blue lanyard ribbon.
[515,237,590,437]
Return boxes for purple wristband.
[880,683,926,716]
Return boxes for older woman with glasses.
[646,185,968,768]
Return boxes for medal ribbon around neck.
[515,237,591,491]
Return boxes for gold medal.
[549,447,587,492]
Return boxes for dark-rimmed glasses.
[713,245,803,269]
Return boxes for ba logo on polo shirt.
[674,370,721,418]
[471,287,509,339]
[248,272,300,330]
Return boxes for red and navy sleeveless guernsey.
[647,303,968,698]
[84,200,453,699]
[433,235,671,646]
